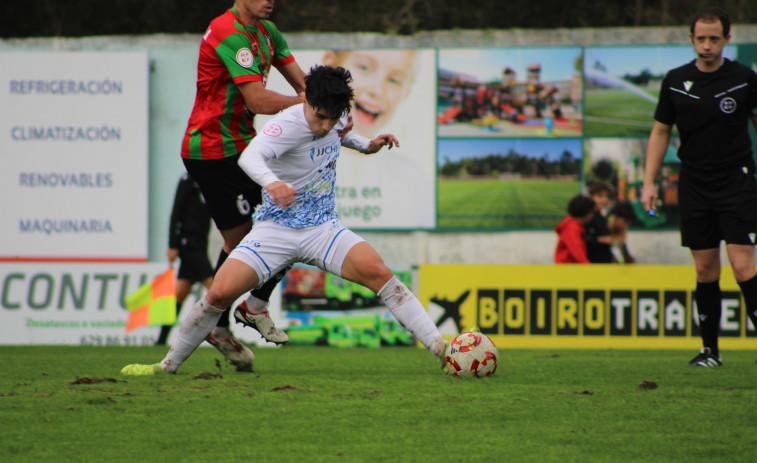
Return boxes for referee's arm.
[641,121,672,213]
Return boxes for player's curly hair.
[305,65,354,117]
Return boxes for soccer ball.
[444,331,499,378]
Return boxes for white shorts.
[228,219,365,286]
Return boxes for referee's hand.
[640,182,658,214]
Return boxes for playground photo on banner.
[437,138,582,229]
[437,47,583,138]
[583,45,737,137]
[583,138,681,229]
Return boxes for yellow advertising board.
[419,265,757,349]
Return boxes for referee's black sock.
[214,249,231,329]
[250,265,292,303]
[695,281,721,356]
[737,274,757,332]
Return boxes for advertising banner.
[419,264,757,349]
[0,263,283,346]
[0,52,149,261]
[260,49,437,229]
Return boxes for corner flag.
[125,268,177,333]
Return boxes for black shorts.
[183,155,262,231]
[678,164,757,250]
[177,246,214,282]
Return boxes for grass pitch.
[584,89,658,137]
[1,345,755,462]
[437,178,579,229]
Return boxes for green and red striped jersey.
[181,8,295,160]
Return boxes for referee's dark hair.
[690,7,730,37]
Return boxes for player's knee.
[694,262,719,281]
[360,263,394,292]
[205,286,236,309]
[732,265,756,283]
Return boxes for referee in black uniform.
[156,174,214,345]
[642,7,757,367]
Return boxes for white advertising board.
[0,52,149,261]
[0,263,283,346]
[259,49,437,229]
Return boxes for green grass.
[437,178,579,229]
[1,346,755,462]
[584,89,658,137]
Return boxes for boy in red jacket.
[554,195,596,263]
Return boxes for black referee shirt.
[654,58,757,172]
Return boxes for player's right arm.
[238,81,304,115]
[275,59,306,94]
[641,121,672,212]
[238,131,297,208]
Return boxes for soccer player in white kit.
[122,65,447,375]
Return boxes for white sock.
[378,276,444,359]
[244,293,269,314]
[162,296,224,373]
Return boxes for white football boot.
[206,329,254,372]
[233,299,289,345]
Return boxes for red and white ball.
[444,331,499,378]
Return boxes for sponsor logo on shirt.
[683,81,693,92]
[720,97,736,114]
[263,124,282,137]
[236,48,253,68]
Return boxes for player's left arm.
[364,134,399,154]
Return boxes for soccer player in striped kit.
[174,0,307,370]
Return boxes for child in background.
[608,201,637,264]
[584,182,614,263]
[554,195,596,264]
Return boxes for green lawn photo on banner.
[437,138,582,229]
[583,45,737,137]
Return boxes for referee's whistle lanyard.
[232,9,274,83]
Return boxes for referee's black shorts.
[678,164,757,250]
[183,155,262,231]
[177,246,214,282]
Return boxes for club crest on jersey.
[236,48,253,68]
[263,124,282,137]
[720,97,736,114]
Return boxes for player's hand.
[166,248,179,265]
[267,181,297,209]
[337,113,353,140]
[365,134,399,154]
[640,182,658,214]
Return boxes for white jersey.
[247,104,370,229]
